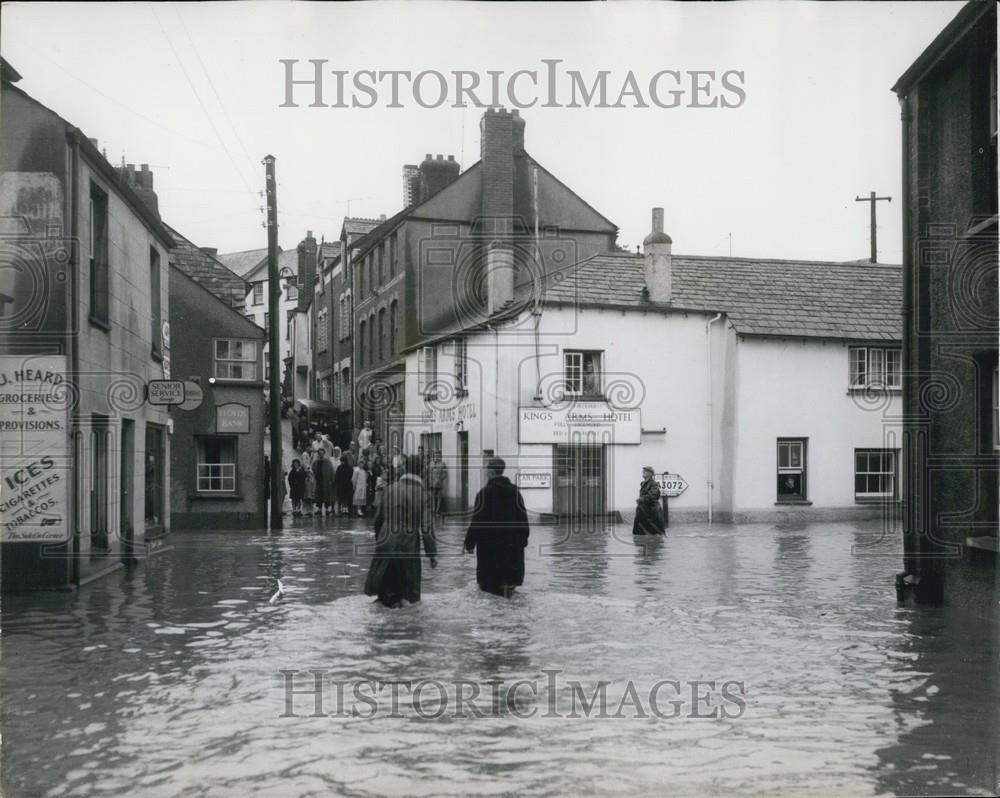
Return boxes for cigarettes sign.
[0,355,69,542]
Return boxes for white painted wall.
[732,336,902,510]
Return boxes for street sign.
[179,380,204,411]
[148,380,185,406]
[656,473,688,497]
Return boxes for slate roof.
[217,247,269,278]
[342,217,382,239]
[165,224,248,308]
[320,241,342,261]
[534,251,902,341]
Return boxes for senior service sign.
[0,355,70,542]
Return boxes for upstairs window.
[252,283,263,305]
[149,247,161,358]
[378,243,385,286]
[378,307,386,361]
[564,350,603,396]
[89,183,109,326]
[390,300,398,355]
[359,320,366,367]
[849,346,901,389]
[418,345,438,396]
[215,339,257,381]
[455,337,468,391]
[389,233,397,278]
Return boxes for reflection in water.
[1,517,996,797]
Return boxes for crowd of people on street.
[279,419,665,610]
[284,421,450,521]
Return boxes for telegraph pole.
[264,154,282,530]
[855,190,892,264]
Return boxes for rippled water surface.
[2,518,997,797]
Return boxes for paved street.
[2,518,995,797]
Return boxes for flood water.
[2,518,997,797]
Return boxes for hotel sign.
[0,355,70,542]
[518,402,641,445]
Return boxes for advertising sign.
[518,401,641,445]
[0,355,69,542]
[148,380,185,405]
[180,380,204,411]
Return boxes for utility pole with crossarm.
[855,190,892,264]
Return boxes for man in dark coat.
[464,457,530,598]
[313,449,336,516]
[364,456,437,607]
[632,466,666,535]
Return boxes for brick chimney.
[297,230,318,311]
[416,153,460,204]
[643,208,672,303]
[117,162,160,219]
[480,108,522,238]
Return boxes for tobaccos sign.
[0,355,69,542]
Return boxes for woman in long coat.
[632,466,666,535]
[464,457,530,597]
[313,450,336,515]
[335,453,355,513]
[287,460,306,516]
[364,456,437,607]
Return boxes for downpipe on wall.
[706,313,723,524]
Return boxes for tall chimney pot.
[642,207,672,303]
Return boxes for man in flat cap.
[633,466,666,535]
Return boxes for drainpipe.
[532,165,543,401]
[67,130,82,583]
[706,313,723,524]
[898,93,915,584]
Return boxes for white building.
[401,209,903,523]
[217,247,300,392]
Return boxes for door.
[554,444,606,517]
[458,431,469,511]
[120,419,135,559]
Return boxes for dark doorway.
[120,419,135,560]
[554,444,605,516]
[458,431,469,511]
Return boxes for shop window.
[145,423,165,528]
[455,337,468,393]
[197,436,237,493]
[777,438,807,501]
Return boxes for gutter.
[898,92,914,576]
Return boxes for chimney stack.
[487,240,515,315]
[642,207,672,303]
[117,162,160,219]
[480,107,519,239]
[297,231,318,311]
[416,153,460,204]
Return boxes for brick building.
[893,0,998,611]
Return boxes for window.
[389,233,397,278]
[855,449,897,500]
[564,350,603,396]
[359,320,366,367]
[378,243,385,286]
[145,423,164,527]
[777,438,807,501]
[418,345,438,395]
[390,300,398,354]
[214,339,257,381]
[369,313,375,365]
[150,247,161,358]
[253,283,263,305]
[89,183,109,325]
[317,309,329,353]
[265,360,271,382]
[378,307,386,361]
[197,437,237,493]
[849,346,901,389]
[455,337,468,391]
[286,281,298,301]
[91,416,110,548]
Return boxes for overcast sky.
[2,1,963,264]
